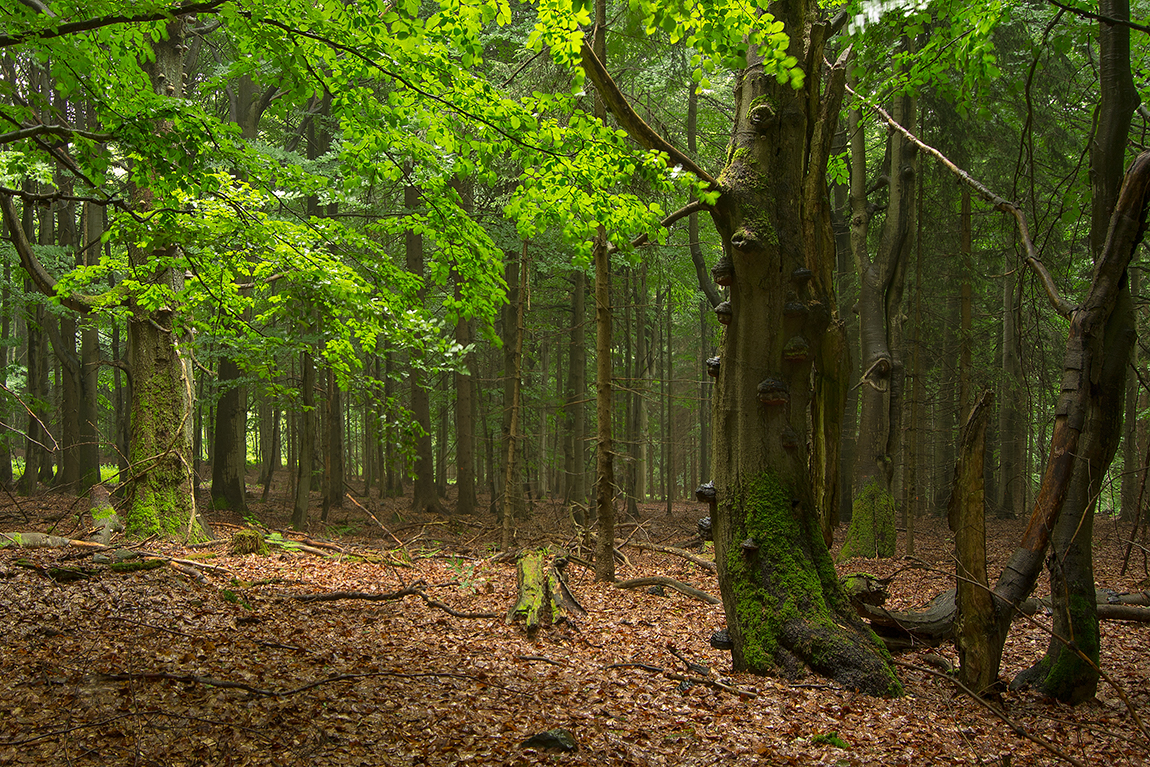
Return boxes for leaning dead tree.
[848,99,1150,695]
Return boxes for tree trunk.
[563,271,587,518]
[291,348,316,530]
[949,390,998,696]
[841,85,915,560]
[123,20,203,540]
[705,23,899,694]
[210,356,247,512]
[406,182,440,515]
[593,232,615,581]
[1013,3,1141,703]
[500,247,529,550]
[998,243,1027,518]
[322,366,344,518]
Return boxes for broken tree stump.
[505,551,585,633]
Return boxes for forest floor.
[1,479,1149,766]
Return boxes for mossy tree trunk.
[581,2,898,694]
[124,20,204,541]
[841,79,916,560]
[706,14,898,694]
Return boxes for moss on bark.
[722,472,902,697]
[838,478,897,561]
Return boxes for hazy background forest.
[0,0,1145,540]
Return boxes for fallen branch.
[618,539,716,573]
[614,576,720,605]
[896,661,1086,767]
[285,582,495,619]
[602,662,756,698]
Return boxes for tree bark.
[949,390,998,696]
[123,20,203,540]
[694,20,897,693]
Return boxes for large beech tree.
[580,0,900,694]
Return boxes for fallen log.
[853,587,1150,649]
[614,576,720,605]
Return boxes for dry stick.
[894,660,1086,767]
[614,576,720,605]
[845,84,1076,318]
[0,483,30,523]
[618,539,717,573]
[344,491,409,554]
[286,582,497,619]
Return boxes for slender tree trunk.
[593,231,615,580]
[998,241,1027,518]
[292,348,315,530]
[564,271,587,519]
[406,182,440,515]
[501,247,529,550]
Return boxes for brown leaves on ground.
[1,491,1148,766]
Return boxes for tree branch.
[846,84,1076,317]
[0,124,114,145]
[0,0,231,47]
[1046,0,1150,34]
[0,195,96,315]
[578,36,717,188]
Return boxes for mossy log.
[505,551,585,633]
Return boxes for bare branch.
[578,34,717,188]
[846,84,1077,318]
[605,199,711,256]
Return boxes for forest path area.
[2,489,1149,766]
